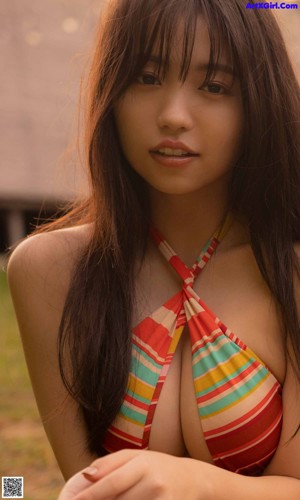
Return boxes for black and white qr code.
[2,477,24,498]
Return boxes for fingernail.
[81,466,98,476]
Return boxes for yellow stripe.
[115,414,144,429]
[127,327,183,402]
[169,325,184,352]
[127,375,154,400]
[200,373,269,419]
[194,351,250,392]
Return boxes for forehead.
[171,17,229,65]
[145,15,232,74]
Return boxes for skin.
[115,17,244,264]
[8,15,300,500]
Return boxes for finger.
[84,449,143,481]
[113,478,160,500]
[58,471,95,500]
[73,454,146,500]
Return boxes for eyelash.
[137,73,160,86]
[136,73,227,95]
[201,83,226,95]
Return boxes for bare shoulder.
[7,225,97,478]
[7,224,92,306]
[8,222,92,276]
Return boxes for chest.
[133,244,285,460]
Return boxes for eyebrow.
[196,63,234,75]
[147,56,234,75]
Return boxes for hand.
[58,470,98,500]
[58,449,213,499]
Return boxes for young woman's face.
[114,17,244,198]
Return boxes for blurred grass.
[0,267,64,499]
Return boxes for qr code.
[2,477,24,498]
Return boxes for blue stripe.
[131,356,160,386]
[194,358,255,398]
[120,403,147,424]
[132,344,162,371]
[198,367,269,417]
[192,339,241,377]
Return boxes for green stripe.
[196,240,212,261]
[194,358,254,398]
[131,356,160,387]
[120,403,147,425]
[132,344,162,371]
[198,367,269,417]
[192,335,225,362]
[192,340,241,378]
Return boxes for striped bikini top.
[102,213,283,476]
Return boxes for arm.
[59,393,300,500]
[58,358,300,500]
[7,228,98,480]
[58,441,300,500]
[58,247,300,498]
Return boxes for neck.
[149,184,232,266]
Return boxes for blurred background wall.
[0,0,103,252]
[0,1,299,254]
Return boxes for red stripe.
[133,317,170,349]
[123,394,149,411]
[214,422,281,474]
[204,383,281,437]
[207,398,282,456]
[102,428,142,451]
[169,255,192,281]
[191,329,223,354]
[198,363,262,404]
[132,336,165,365]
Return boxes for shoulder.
[7,224,98,479]
[7,224,93,313]
[8,223,92,274]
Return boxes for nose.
[157,87,194,132]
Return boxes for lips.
[150,140,199,157]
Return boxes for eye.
[137,73,160,86]
[202,83,226,95]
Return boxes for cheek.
[206,105,244,160]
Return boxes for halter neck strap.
[150,212,233,287]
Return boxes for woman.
[8,0,300,498]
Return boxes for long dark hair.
[37,0,300,455]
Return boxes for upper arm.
[263,355,300,479]
[7,229,97,480]
[263,244,300,479]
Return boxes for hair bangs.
[199,0,237,87]
[125,0,237,88]
[127,0,198,83]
